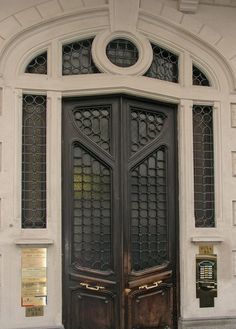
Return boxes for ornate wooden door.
[62,95,178,329]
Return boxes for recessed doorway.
[62,95,178,329]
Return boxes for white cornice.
[178,0,200,13]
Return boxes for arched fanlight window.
[25,51,47,74]
[192,65,210,86]
[144,43,178,83]
[62,38,100,75]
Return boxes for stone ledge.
[191,236,224,243]
[179,317,236,329]
[16,326,64,329]
[14,238,54,246]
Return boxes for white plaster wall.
[0,1,236,328]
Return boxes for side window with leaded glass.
[145,43,178,82]
[62,38,100,75]
[192,105,215,227]
[192,65,210,86]
[25,52,47,74]
[22,94,47,228]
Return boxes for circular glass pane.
[106,38,139,68]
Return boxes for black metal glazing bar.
[22,94,47,228]
[193,105,215,227]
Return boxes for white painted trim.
[13,88,22,228]
[191,236,224,243]
[178,99,195,317]
[14,239,54,245]
[213,101,223,227]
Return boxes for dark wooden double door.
[62,95,178,329]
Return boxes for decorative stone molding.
[200,0,236,7]
[92,30,153,75]
[179,317,236,329]
[178,0,200,13]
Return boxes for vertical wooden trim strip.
[0,198,1,229]
[0,88,2,116]
[231,103,236,128]
[233,251,236,276]
[232,151,236,177]
[0,142,2,172]
[232,201,236,226]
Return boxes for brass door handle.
[80,282,105,291]
[139,280,162,290]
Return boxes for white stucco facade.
[0,0,236,328]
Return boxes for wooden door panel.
[71,287,116,329]
[62,95,178,329]
[128,285,173,329]
[62,97,121,329]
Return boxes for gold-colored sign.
[199,244,213,255]
[22,268,46,283]
[25,306,44,317]
[21,248,47,307]
[22,248,46,268]
[22,296,47,307]
[22,282,46,296]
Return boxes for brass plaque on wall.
[22,248,47,268]
[25,306,44,317]
[199,244,213,255]
[21,248,47,307]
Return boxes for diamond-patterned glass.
[193,65,210,86]
[73,106,111,153]
[25,52,47,74]
[22,95,47,228]
[62,38,100,75]
[73,144,112,271]
[130,107,166,154]
[145,43,178,82]
[131,147,168,271]
[106,38,139,67]
[193,105,215,227]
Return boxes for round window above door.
[92,31,153,75]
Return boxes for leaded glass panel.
[73,105,111,153]
[130,107,166,154]
[22,95,47,228]
[106,38,139,67]
[62,38,100,75]
[73,144,112,271]
[145,43,178,82]
[193,65,210,86]
[193,105,215,227]
[25,52,47,74]
[131,147,168,272]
